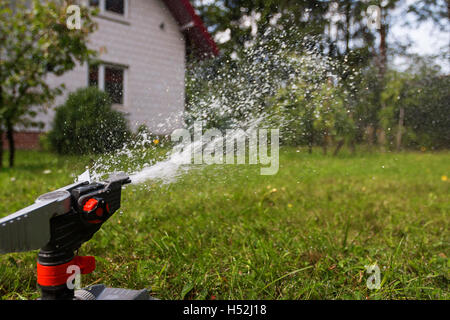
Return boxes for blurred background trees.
[190,0,449,152]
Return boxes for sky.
[390,0,449,73]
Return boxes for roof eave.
[162,0,219,58]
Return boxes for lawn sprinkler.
[0,173,152,300]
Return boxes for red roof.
[162,0,219,58]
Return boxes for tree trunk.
[344,1,350,55]
[333,139,345,156]
[349,139,356,155]
[0,129,3,169]
[396,107,405,151]
[377,9,388,151]
[6,121,15,168]
[448,0,450,19]
[322,131,329,155]
[377,127,386,152]
[0,84,3,169]
[308,121,313,154]
[366,125,375,150]
[378,22,387,80]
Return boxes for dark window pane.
[88,65,99,87]
[105,0,124,15]
[105,66,124,104]
[89,0,100,7]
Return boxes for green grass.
[0,148,449,300]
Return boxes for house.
[8,0,218,149]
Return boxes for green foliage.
[194,0,377,59]
[195,1,327,54]
[377,64,450,150]
[192,0,447,153]
[352,65,382,131]
[38,133,51,152]
[0,0,97,125]
[0,0,98,165]
[269,73,355,148]
[48,87,130,155]
[268,82,316,146]
[403,74,450,149]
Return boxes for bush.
[38,133,51,152]
[48,87,130,154]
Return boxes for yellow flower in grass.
[153,139,159,145]
[441,175,448,182]
[287,203,293,208]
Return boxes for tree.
[193,0,330,58]
[266,51,354,155]
[355,0,402,150]
[0,0,97,167]
[402,58,449,149]
[380,70,413,150]
[406,0,449,26]
[189,1,448,153]
[368,0,448,149]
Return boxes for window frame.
[90,0,129,20]
[88,63,128,107]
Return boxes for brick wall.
[2,132,42,150]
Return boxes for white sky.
[390,0,450,73]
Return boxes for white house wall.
[38,0,186,135]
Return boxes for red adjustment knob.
[83,198,99,212]
[82,198,105,224]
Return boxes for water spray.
[0,173,153,300]
[0,26,352,300]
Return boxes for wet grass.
[0,148,448,300]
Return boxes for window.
[89,64,125,105]
[105,0,124,15]
[104,66,124,104]
[90,0,126,17]
[88,64,99,87]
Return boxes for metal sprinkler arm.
[0,181,88,254]
[0,173,131,256]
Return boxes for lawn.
[0,148,448,300]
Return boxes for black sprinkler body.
[0,173,152,300]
